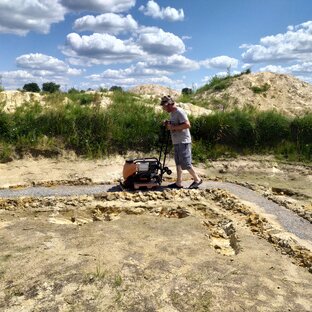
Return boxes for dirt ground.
[0,154,311,311]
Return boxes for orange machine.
[121,157,171,190]
[121,129,172,190]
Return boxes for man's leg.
[187,166,201,183]
[176,165,183,186]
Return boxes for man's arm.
[167,120,190,131]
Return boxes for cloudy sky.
[1,0,312,91]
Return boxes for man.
[160,95,202,189]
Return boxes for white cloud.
[202,76,211,84]
[73,13,138,35]
[260,62,312,75]
[86,57,195,90]
[295,75,312,84]
[16,53,82,76]
[138,28,185,56]
[201,56,239,69]
[146,55,199,72]
[62,33,144,65]
[0,70,43,90]
[87,71,182,89]
[0,0,137,36]
[139,0,184,22]
[258,60,312,85]
[259,65,288,74]
[0,53,83,90]
[1,70,35,80]
[0,0,66,36]
[88,65,168,81]
[287,62,312,74]
[241,21,312,63]
[61,0,135,13]
[87,55,199,88]
[1,68,77,90]
[62,28,186,65]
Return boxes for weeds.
[250,83,270,94]
[114,274,123,287]
[94,263,107,280]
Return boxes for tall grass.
[255,111,291,148]
[0,92,165,159]
[104,91,165,153]
[290,114,312,160]
[0,93,311,163]
[191,110,311,162]
[191,109,256,149]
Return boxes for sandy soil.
[197,72,312,116]
[0,155,311,311]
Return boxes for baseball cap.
[160,95,174,106]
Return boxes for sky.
[1,0,312,91]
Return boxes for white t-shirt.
[170,107,192,145]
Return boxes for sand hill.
[129,84,180,98]
[196,72,312,116]
[0,90,42,112]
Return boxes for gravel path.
[203,181,312,242]
[0,181,311,242]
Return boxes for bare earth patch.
[0,155,311,311]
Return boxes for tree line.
[21,82,123,93]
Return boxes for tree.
[181,88,193,95]
[42,82,60,93]
[23,82,40,93]
[109,86,123,92]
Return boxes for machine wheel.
[164,167,172,175]
[123,176,135,190]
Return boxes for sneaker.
[167,183,183,189]
[189,179,203,189]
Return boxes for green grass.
[195,70,251,95]
[196,75,233,93]
[250,83,270,94]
